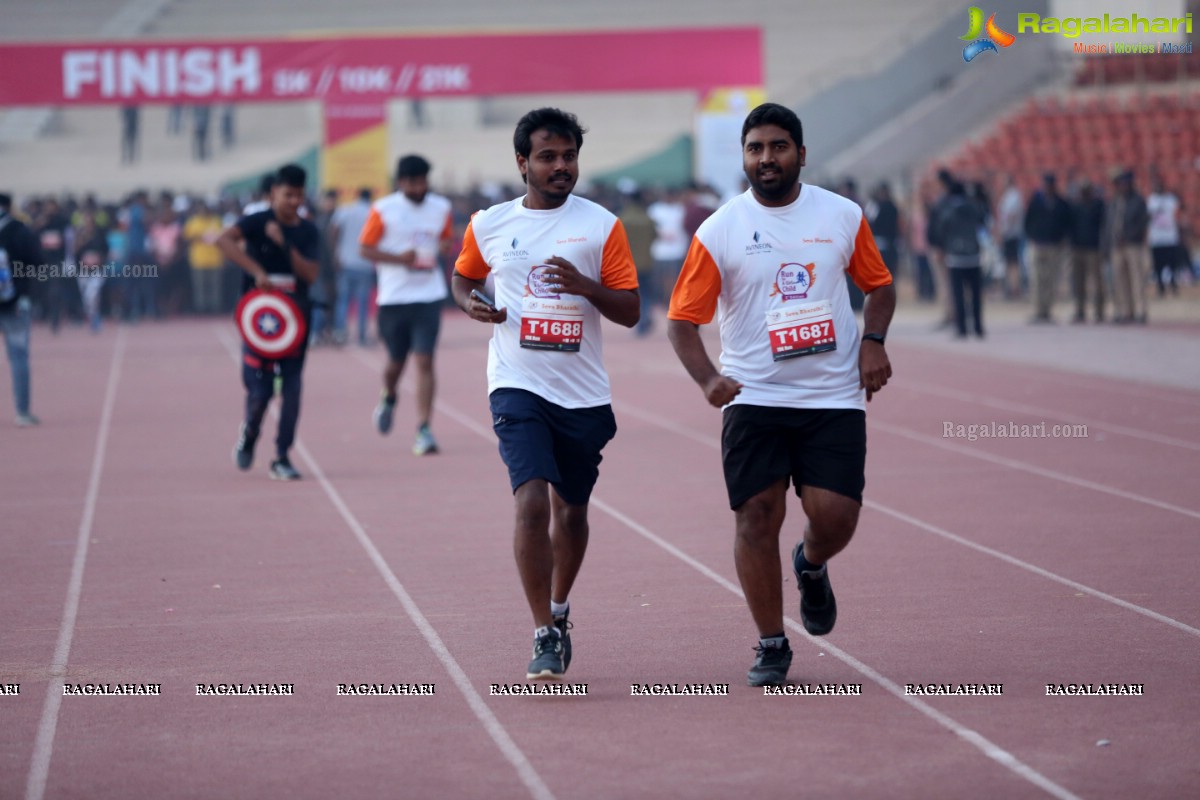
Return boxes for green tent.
[593,134,693,188]
[220,145,321,199]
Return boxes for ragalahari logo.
[960,7,1016,62]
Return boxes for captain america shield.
[235,289,307,359]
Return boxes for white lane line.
[591,499,1084,800]
[216,329,555,800]
[26,328,127,800]
[614,402,1200,638]
[870,420,1200,522]
[422,387,1082,800]
[899,382,1200,452]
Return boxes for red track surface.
[2,310,1198,800]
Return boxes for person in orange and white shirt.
[452,108,640,682]
[359,155,455,456]
[668,103,896,688]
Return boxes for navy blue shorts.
[377,301,442,363]
[489,388,617,507]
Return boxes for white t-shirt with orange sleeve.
[668,185,892,411]
[359,191,454,305]
[454,194,638,409]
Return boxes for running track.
[2,306,1198,799]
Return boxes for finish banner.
[0,28,762,106]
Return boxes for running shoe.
[553,608,573,673]
[16,413,41,427]
[412,423,439,455]
[526,631,565,681]
[792,542,837,636]
[269,457,302,481]
[373,393,396,435]
[233,423,257,471]
[747,641,793,687]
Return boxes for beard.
[747,165,800,204]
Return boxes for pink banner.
[0,28,761,106]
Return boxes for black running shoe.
[233,424,257,471]
[747,641,793,687]
[526,631,565,681]
[373,393,396,435]
[792,542,837,636]
[553,608,573,673]
[269,457,302,481]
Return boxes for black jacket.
[0,212,43,312]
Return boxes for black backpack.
[939,197,981,257]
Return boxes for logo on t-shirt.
[525,265,561,299]
[746,230,773,255]
[771,262,816,301]
[502,236,531,261]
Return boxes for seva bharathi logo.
[960,7,1016,62]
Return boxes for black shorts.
[490,388,616,507]
[377,301,442,363]
[1002,237,1021,264]
[721,405,866,509]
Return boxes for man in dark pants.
[0,193,44,426]
[1069,182,1106,323]
[931,178,986,339]
[217,165,320,480]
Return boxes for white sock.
[534,625,560,639]
[550,600,569,618]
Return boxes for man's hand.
[703,375,743,408]
[264,221,285,248]
[858,340,892,402]
[254,272,273,291]
[464,292,507,324]
[542,256,594,297]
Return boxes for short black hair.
[358,187,373,201]
[513,108,586,159]
[396,154,431,179]
[275,164,306,189]
[258,173,276,195]
[741,103,803,149]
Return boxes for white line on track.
[613,401,1200,638]
[26,328,126,800]
[216,329,555,800]
[421,388,1083,800]
[870,419,1200,521]
[898,382,1200,452]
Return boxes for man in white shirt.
[668,103,895,687]
[360,155,455,456]
[1146,175,1184,297]
[452,108,639,680]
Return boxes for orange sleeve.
[359,208,384,247]
[667,238,722,324]
[848,216,893,293]
[600,219,639,291]
[452,219,490,281]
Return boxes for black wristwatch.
[861,332,886,346]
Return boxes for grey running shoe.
[747,641,793,687]
[373,394,396,435]
[553,608,573,673]
[792,542,837,636]
[412,423,439,455]
[269,457,302,481]
[16,413,40,427]
[233,423,257,471]
[526,631,565,681]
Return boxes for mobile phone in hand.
[470,289,496,310]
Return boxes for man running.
[451,108,639,680]
[359,155,455,455]
[668,103,895,686]
[219,164,320,480]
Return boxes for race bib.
[519,265,584,352]
[766,299,836,361]
[267,274,297,293]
